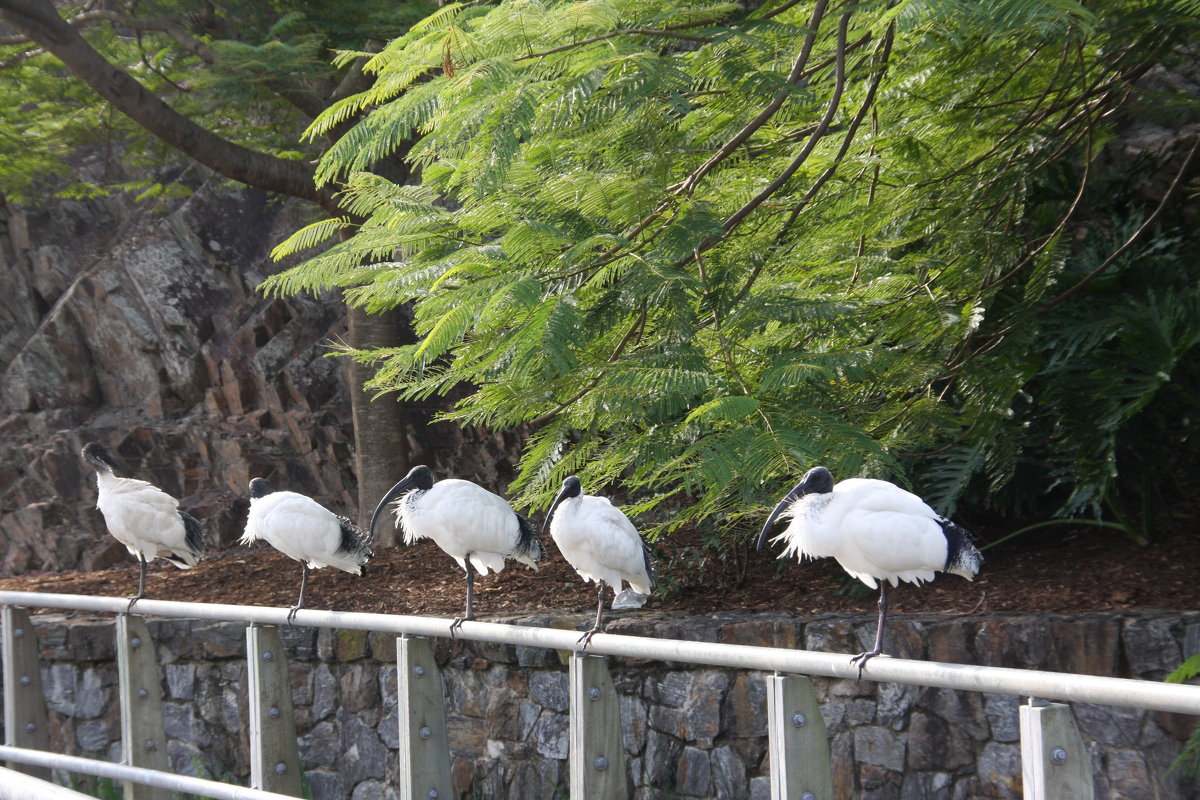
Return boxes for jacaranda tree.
[267,0,1200,539]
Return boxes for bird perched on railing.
[542,476,656,649]
[370,465,544,635]
[758,465,982,678]
[80,442,205,612]
[240,477,373,624]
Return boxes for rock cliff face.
[16,609,1200,800]
[0,185,354,574]
[0,184,526,577]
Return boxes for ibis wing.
[97,477,189,556]
[247,493,344,566]
[838,508,947,586]
[833,479,937,516]
[419,480,526,572]
[561,500,653,593]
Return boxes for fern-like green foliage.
[0,0,434,202]
[1167,654,1200,782]
[268,0,1200,538]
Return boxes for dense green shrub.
[267,0,1200,538]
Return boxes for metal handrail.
[0,747,298,800]
[0,765,93,800]
[3,590,1199,715]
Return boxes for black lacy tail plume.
[642,539,658,591]
[938,517,982,576]
[514,513,544,561]
[180,511,205,558]
[337,516,374,562]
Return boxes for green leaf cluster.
[269,0,1200,538]
[0,0,433,202]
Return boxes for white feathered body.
[395,479,539,575]
[772,478,980,589]
[549,494,654,595]
[95,471,200,568]
[241,491,366,574]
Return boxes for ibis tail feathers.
[512,512,544,568]
[328,516,373,575]
[181,511,205,562]
[157,511,205,569]
[639,539,658,593]
[939,518,982,580]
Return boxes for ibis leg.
[126,555,148,613]
[287,562,309,625]
[850,582,889,679]
[578,582,608,650]
[451,559,476,637]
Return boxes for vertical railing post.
[246,625,303,796]
[397,636,453,800]
[568,653,625,800]
[1020,699,1094,800]
[1,606,50,780]
[115,615,171,800]
[765,673,833,800]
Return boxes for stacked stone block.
[7,610,1198,799]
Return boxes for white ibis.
[757,465,982,677]
[370,465,544,634]
[80,442,205,611]
[542,476,656,649]
[240,477,373,623]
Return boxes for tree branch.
[515,14,732,61]
[718,7,851,236]
[1039,133,1200,311]
[673,0,832,196]
[775,20,893,238]
[727,17,891,306]
[0,0,339,212]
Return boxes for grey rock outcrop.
[1,181,530,576]
[1,185,355,571]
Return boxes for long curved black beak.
[756,486,804,551]
[370,477,414,542]
[541,486,571,540]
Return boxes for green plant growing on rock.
[1167,653,1200,783]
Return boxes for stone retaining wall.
[5,609,1198,799]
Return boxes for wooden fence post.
[568,653,625,800]
[1020,699,1095,800]
[115,615,171,800]
[765,673,833,800]
[246,625,303,796]
[1,606,50,780]
[397,636,453,800]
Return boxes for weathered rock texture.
[7,609,1198,800]
[0,185,355,571]
[0,185,522,576]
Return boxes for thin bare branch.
[673,0,832,196]
[728,16,892,306]
[515,16,727,62]
[718,7,851,235]
[0,0,339,212]
[1039,133,1200,310]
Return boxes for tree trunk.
[347,305,412,547]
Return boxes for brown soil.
[0,524,1195,620]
